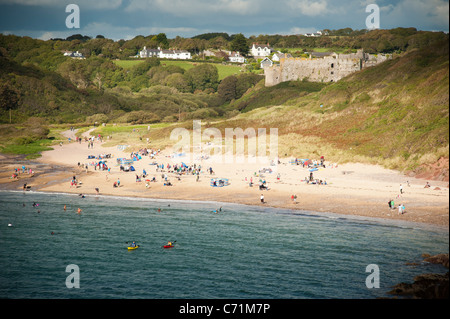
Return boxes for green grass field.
[114,59,244,80]
[0,139,54,159]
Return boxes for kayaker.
[167,241,173,247]
[130,241,137,247]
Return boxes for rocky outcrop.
[388,253,449,299]
[423,253,449,268]
[412,157,449,182]
[388,272,449,299]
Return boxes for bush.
[85,113,109,124]
[14,136,36,145]
[184,108,219,120]
[116,110,160,124]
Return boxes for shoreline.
[0,130,448,228]
[2,188,448,234]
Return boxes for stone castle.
[264,49,391,86]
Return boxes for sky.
[0,0,448,40]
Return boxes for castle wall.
[264,49,390,87]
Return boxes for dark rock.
[388,272,449,299]
[424,253,449,268]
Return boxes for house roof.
[252,43,273,49]
[229,51,243,57]
[273,52,293,59]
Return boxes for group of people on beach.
[11,165,34,179]
[388,199,406,215]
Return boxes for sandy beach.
[1,129,448,228]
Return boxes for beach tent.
[172,152,186,158]
[117,158,129,164]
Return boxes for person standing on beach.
[260,194,265,203]
[400,184,403,194]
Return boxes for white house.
[250,43,273,58]
[63,50,85,59]
[139,47,191,60]
[228,51,246,63]
[140,46,159,58]
[260,57,273,69]
[304,31,323,37]
[173,50,191,60]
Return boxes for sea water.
[0,190,448,299]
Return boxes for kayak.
[163,245,174,249]
[128,245,139,250]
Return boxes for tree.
[164,73,190,93]
[230,33,249,56]
[130,58,160,77]
[153,33,169,49]
[184,64,219,92]
[0,83,19,123]
[218,75,238,101]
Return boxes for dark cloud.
[0,0,448,40]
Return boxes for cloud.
[1,0,449,40]
[35,22,199,40]
[125,0,256,16]
[381,0,449,29]
[284,27,318,35]
[287,0,330,16]
[0,0,123,10]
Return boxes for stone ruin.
[264,49,391,86]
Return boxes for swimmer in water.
[77,208,82,214]
[64,205,66,211]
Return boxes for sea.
[0,190,448,299]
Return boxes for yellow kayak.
[128,245,139,250]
